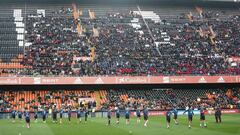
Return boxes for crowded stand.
[0,6,239,76]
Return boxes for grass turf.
[0,114,239,135]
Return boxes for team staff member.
[215,107,222,123]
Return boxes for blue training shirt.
[42,110,47,116]
[143,108,149,116]
[12,110,16,116]
[136,109,141,116]
[166,111,172,117]
[25,112,30,118]
[184,109,194,116]
[173,108,178,116]
[125,109,130,116]
[116,109,120,115]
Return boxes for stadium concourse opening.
[0,0,240,135]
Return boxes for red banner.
[0,76,239,85]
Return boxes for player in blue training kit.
[200,107,207,128]
[11,109,16,123]
[166,110,172,128]
[18,110,23,121]
[115,107,120,124]
[183,107,194,128]
[77,108,82,123]
[25,110,30,129]
[52,107,57,123]
[107,108,112,126]
[68,108,72,123]
[42,109,47,123]
[125,108,130,125]
[136,108,141,123]
[172,108,178,125]
[143,107,149,127]
[84,108,89,123]
[34,110,38,122]
[59,108,64,124]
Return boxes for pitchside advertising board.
[0,76,240,85]
[130,109,240,116]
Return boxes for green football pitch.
[0,114,239,135]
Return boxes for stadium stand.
[0,88,239,112]
[0,90,96,112]
[0,5,239,76]
[100,88,240,110]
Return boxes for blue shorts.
[188,115,193,121]
[144,115,148,120]
[26,117,30,123]
[166,116,171,123]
